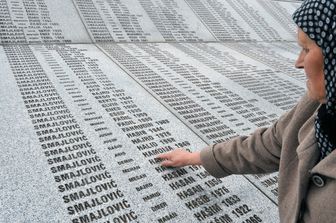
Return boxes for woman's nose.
[295,51,304,69]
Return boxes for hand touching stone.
[157,148,202,167]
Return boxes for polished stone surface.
[0,0,303,222]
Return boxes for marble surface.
[0,0,304,222]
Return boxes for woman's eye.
[303,48,309,53]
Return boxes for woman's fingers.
[160,160,175,167]
[158,149,201,167]
[157,150,180,167]
[156,148,189,167]
[157,152,172,160]
[157,152,174,167]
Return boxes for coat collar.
[297,117,336,179]
[311,149,336,179]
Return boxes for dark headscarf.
[293,0,336,160]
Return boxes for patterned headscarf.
[293,0,336,160]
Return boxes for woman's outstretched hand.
[157,148,202,167]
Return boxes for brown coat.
[200,94,336,223]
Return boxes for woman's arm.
[157,121,284,177]
[157,94,316,178]
[157,149,201,167]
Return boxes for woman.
[158,0,336,222]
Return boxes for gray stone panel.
[0,0,304,222]
[72,0,216,42]
[0,0,91,44]
[0,0,300,44]
[184,0,300,41]
[1,44,280,222]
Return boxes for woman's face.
[295,28,326,103]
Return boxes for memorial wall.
[0,0,304,222]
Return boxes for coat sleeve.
[200,97,304,178]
